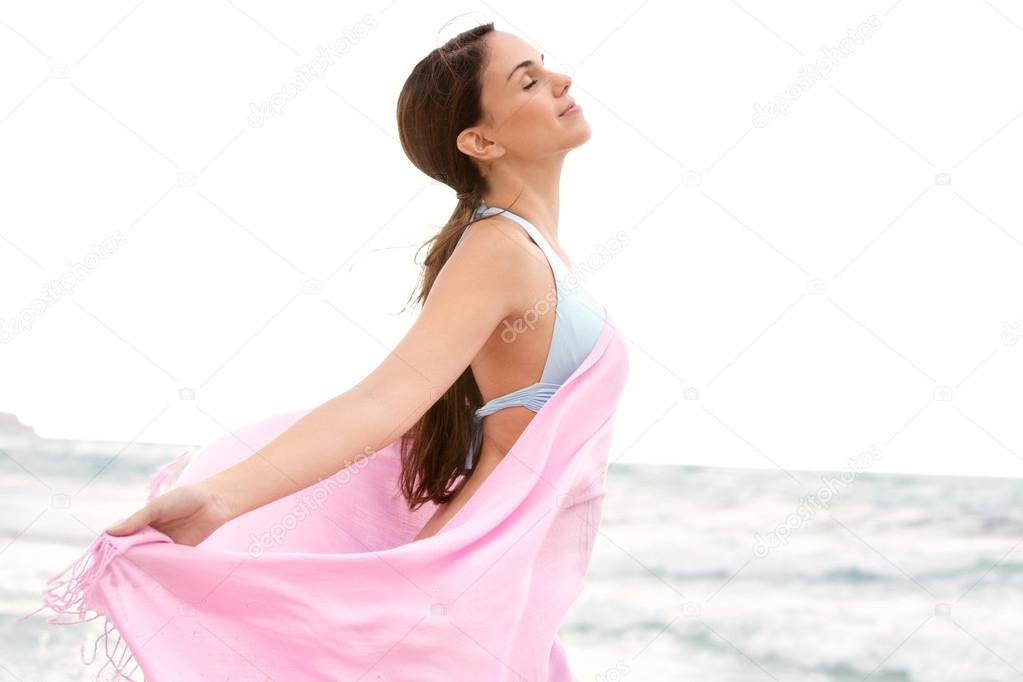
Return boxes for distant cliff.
[0,412,38,437]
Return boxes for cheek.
[524,96,556,123]
[510,98,556,137]
[495,98,560,154]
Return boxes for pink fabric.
[22,311,628,681]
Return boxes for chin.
[565,124,593,149]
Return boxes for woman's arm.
[204,219,527,522]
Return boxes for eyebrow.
[506,53,544,83]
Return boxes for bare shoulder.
[453,214,550,277]
[448,213,553,314]
[454,214,538,258]
[435,211,556,329]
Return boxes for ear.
[456,126,503,162]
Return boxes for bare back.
[412,213,571,539]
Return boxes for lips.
[559,99,577,116]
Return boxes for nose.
[556,72,572,95]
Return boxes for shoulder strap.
[453,203,490,251]
[474,206,562,278]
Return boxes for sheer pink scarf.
[22,312,628,681]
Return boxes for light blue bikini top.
[454,201,606,471]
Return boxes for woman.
[106,24,599,547]
[33,21,628,681]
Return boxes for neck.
[481,154,566,240]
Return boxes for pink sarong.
[22,311,628,681]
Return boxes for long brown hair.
[394,22,516,511]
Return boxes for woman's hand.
[104,482,234,547]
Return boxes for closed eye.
[524,78,539,90]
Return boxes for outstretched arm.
[106,218,528,542]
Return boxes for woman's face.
[471,31,591,162]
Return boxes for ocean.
[3,440,1022,681]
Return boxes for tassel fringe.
[146,447,195,502]
[18,531,143,680]
[18,449,193,680]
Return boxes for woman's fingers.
[105,504,155,536]
[101,485,225,544]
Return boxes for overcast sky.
[2,2,1022,478]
